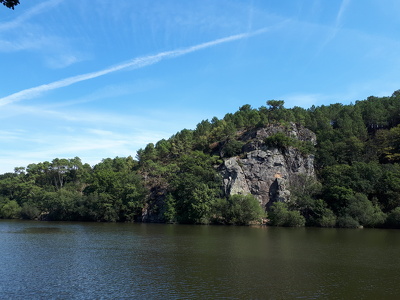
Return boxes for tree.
[268,202,305,227]
[386,207,400,228]
[0,200,21,219]
[84,157,146,222]
[264,132,294,150]
[267,100,285,111]
[343,193,386,228]
[169,151,222,224]
[20,202,40,220]
[1,0,19,9]
[222,139,245,157]
[382,125,400,162]
[219,194,266,225]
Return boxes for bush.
[20,203,41,220]
[268,202,305,227]
[268,202,288,226]
[221,194,266,225]
[223,140,245,157]
[345,193,386,227]
[386,207,400,228]
[317,209,337,227]
[0,200,21,219]
[336,215,360,228]
[265,132,294,149]
[285,210,306,227]
[163,194,177,223]
[265,132,315,155]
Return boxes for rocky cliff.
[219,123,316,209]
[141,122,316,222]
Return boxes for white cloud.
[0,124,170,173]
[318,0,351,52]
[85,129,114,136]
[283,93,322,108]
[0,26,273,106]
[45,54,80,69]
[0,0,64,32]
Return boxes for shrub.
[316,209,337,227]
[345,193,386,227]
[0,200,21,219]
[163,194,177,223]
[285,210,306,227]
[20,203,41,220]
[268,202,305,227]
[336,215,360,228]
[386,207,400,228]
[222,194,266,225]
[223,140,245,157]
[265,132,294,149]
[265,132,315,155]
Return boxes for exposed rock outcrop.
[219,123,316,209]
[141,122,316,222]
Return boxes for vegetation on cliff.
[2,92,400,227]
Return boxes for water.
[1,220,400,299]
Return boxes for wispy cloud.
[281,79,400,109]
[336,0,350,23]
[0,0,83,67]
[317,0,350,54]
[246,0,255,32]
[45,54,81,69]
[0,126,167,171]
[0,26,273,106]
[330,0,350,40]
[282,93,323,108]
[0,0,64,32]
[0,100,202,144]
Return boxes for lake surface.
[1,220,400,299]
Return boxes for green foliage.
[289,175,336,227]
[222,139,245,157]
[267,100,285,111]
[386,207,400,228]
[1,90,400,228]
[20,203,41,220]
[169,151,222,224]
[380,125,400,162]
[0,200,21,219]
[163,194,177,223]
[43,190,83,221]
[336,215,361,228]
[84,157,146,222]
[265,132,315,155]
[317,208,337,228]
[265,132,294,149]
[343,193,386,228]
[218,194,266,225]
[268,202,305,227]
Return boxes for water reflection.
[1,220,400,299]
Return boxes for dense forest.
[2,91,400,228]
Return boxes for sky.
[0,0,400,173]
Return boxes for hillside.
[1,92,400,227]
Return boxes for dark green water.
[1,220,399,299]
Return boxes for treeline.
[1,91,400,227]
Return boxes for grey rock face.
[268,177,290,209]
[219,123,315,209]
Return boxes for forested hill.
[2,91,400,228]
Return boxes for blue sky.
[0,0,400,173]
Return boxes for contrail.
[318,0,350,53]
[0,27,271,106]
